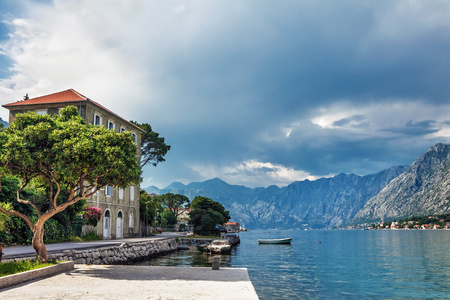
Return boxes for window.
[105,185,113,197]
[107,121,115,130]
[130,186,135,201]
[120,127,126,133]
[130,132,137,145]
[118,188,124,200]
[93,113,102,126]
[36,109,47,115]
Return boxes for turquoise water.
[137,230,450,299]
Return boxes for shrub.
[81,229,101,241]
[83,207,103,227]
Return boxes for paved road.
[2,232,181,259]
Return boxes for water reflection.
[134,246,237,268]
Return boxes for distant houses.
[344,215,450,230]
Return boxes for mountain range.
[145,143,450,229]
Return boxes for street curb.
[0,261,74,290]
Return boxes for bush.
[83,207,103,226]
[81,229,101,241]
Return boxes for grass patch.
[0,260,57,277]
[81,230,102,241]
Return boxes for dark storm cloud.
[385,120,440,136]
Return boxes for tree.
[153,193,190,218]
[139,190,159,235]
[189,196,230,235]
[190,196,230,220]
[130,121,170,168]
[161,209,177,225]
[0,106,141,262]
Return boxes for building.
[3,89,144,239]
[224,222,240,233]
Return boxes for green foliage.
[189,196,231,235]
[0,260,57,277]
[81,229,101,241]
[43,218,74,244]
[397,213,450,226]
[153,193,190,218]
[0,177,86,246]
[161,209,177,225]
[130,121,170,168]
[139,190,158,225]
[190,196,230,220]
[0,203,11,231]
[83,207,103,226]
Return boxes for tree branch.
[0,205,35,231]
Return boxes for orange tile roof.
[3,89,144,132]
[3,89,87,107]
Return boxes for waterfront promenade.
[1,234,259,299]
[2,232,179,260]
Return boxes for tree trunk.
[32,221,48,262]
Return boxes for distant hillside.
[353,143,450,223]
[0,117,7,128]
[146,166,407,229]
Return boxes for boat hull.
[258,238,292,244]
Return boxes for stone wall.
[178,236,240,247]
[178,238,214,247]
[4,238,178,265]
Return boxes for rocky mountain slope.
[146,166,407,229]
[353,143,450,223]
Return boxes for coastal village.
[346,215,450,230]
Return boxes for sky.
[1,0,450,189]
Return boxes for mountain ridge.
[145,143,450,229]
[145,166,408,229]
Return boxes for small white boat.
[258,237,293,244]
[207,239,232,253]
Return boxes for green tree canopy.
[161,209,177,226]
[130,121,170,168]
[0,106,141,261]
[190,196,230,220]
[153,193,190,218]
[189,196,230,235]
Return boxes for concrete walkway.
[0,264,259,299]
[2,232,179,259]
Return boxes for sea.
[135,229,450,299]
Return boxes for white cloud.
[192,159,321,188]
[310,100,450,138]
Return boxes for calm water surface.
[136,230,450,299]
